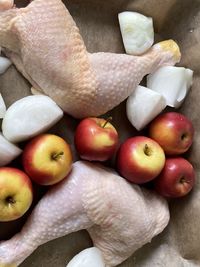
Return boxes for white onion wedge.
[0,133,22,166]
[126,85,166,130]
[118,11,154,55]
[0,93,6,118]
[66,247,105,267]
[2,95,63,143]
[0,56,12,74]
[147,66,193,108]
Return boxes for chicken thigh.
[0,0,181,118]
[0,161,170,267]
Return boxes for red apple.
[117,136,165,184]
[149,112,194,155]
[74,117,119,161]
[22,134,73,185]
[0,167,33,222]
[154,157,195,198]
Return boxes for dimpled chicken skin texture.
[0,161,169,267]
[0,0,180,118]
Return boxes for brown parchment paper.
[0,0,200,266]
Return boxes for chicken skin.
[0,161,169,267]
[0,0,180,118]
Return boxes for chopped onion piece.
[118,11,154,55]
[0,56,12,74]
[66,247,105,267]
[2,95,63,143]
[0,93,6,118]
[0,133,22,166]
[147,66,193,108]
[126,85,166,130]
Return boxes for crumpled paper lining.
[0,0,200,266]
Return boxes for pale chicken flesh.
[0,0,181,118]
[0,161,170,267]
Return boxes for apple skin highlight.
[22,134,73,186]
[117,136,165,184]
[74,117,119,161]
[154,157,195,198]
[0,167,33,222]
[149,112,194,155]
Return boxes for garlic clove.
[0,93,6,118]
[118,11,154,55]
[66,247,105,267]
[126,85,166,131]
[147,66,193,108]
[0,133,22,166]
[0,56,12,74]
[2,95,63,143]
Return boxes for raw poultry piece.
[0,161,170,267]
[0,0,13,11]
[0,0,181,118]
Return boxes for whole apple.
[149,112,194,155]
[117,136,165,184]
[154,157,195,198]
[22,134,73,185]
[0,167,33,222]
[74,117,119,161]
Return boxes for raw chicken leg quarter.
[0,0,181,118]
[0,161,169,267]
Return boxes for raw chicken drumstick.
[0,0,181,118]
[0,161,170,267]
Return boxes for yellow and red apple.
[149,112,194,155]
[154,157,195,198]
[22,134,73,185]
[117,136,165,184]
[0,167,33,222]
[74,117,119,161]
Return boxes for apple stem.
[181,133,187,140]
[102,116,113,128]
[180,177,186,184]
[51,151,64,160]
[5,196,16,205]
[144,144,151,156]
